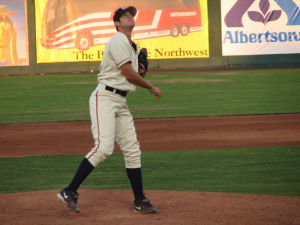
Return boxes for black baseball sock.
[126,168,145,201]
[66,158,94,192]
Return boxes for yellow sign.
[35,0,209,63]
[0,1,29,66]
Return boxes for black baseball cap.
[113,6,137,22]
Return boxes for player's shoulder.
[109,32,129,46]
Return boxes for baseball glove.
[138,48,148,77]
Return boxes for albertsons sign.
[221,0,300,56]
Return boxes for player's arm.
[120,62,162,99]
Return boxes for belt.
[105,85,127,97]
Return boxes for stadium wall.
[0,0,299,75]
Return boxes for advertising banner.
[221,0,300,56]
[35,0,209,63]
[0,0,29,66]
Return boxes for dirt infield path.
[1,114,300,225]
[1,190,300,225]
[1,113,300,157]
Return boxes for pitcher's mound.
[1,190,300,225]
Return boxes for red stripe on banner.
[88,91,100,160]
[42,39,74,48]
[43,27,115,48]
[90,32,116,39]
[52,25,115,39]
[53,18,112,36]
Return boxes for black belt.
[105,85,127,97]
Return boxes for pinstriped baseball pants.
[86,84,141,168]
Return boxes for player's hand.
[149,86,162,99]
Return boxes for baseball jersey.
[97,32,140,92]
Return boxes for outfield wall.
[1,0,299,75]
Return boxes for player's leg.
[58,90,117,212]
[115,108,143,199]
[85,93,117,167]
[69,91,117,188]
[115,102,157,214]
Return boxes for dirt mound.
[1,190,300,225]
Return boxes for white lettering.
[170,12,196,17]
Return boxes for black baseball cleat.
[133,198,157,214]
[57,188,80,213]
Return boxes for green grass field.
[0,146,299,196]
[0,68,299,123]
[0,68,299,196]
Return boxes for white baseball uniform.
[86,31,141,169]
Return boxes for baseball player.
[57,6,161,214]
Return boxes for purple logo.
[248,0,281,24]
[225,0,300,27]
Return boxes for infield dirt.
[1,114,300,157]
[0,114,300,225]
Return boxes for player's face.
[119,12,135,28]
